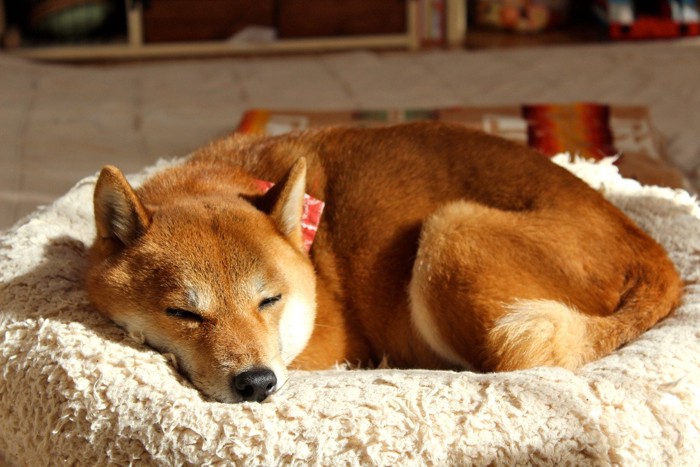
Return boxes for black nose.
[232,368,277,402]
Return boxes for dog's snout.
[232,368,277,402]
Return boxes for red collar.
[255,180,324,253]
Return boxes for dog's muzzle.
[231,367,277,402]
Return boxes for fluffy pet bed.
[1,156,699,465]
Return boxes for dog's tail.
[487,257,683,371]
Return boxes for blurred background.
[1,0,699,230]
[2,1,698,57]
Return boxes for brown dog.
[86,122,682,403]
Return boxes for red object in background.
[609,17,700,39]
[593,0,700,40]
[523,103,617,160]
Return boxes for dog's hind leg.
[408,200,591,371]
[409,199,682,372]
[408,200,535,371]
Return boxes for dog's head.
[86,159,317,403]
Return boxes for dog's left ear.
[93,165,151,246]
[265,158,307,251]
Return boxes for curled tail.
[487,259,683,371]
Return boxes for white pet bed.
[1,156,699,465]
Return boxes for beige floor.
[2,40,700,230]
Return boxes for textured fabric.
[1,156,699,465]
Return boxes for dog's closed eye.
[166,307,204,323]
[259,294,282,310]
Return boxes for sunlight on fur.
[488,300,594,371]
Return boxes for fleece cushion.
[0,156,699,465]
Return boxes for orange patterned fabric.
[523,103,616,160]
[237,103,621,159]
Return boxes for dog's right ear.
[93,165,151,246]
[254,158,308,251]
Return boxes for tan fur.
[86,122,683,402]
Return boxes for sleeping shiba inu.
[85,122,682,403]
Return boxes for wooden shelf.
[12,33,418,61]
[2,0,469,62]
[3,0,472,62]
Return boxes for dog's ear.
[265,158,307,251]
[93,165,151,246]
